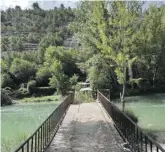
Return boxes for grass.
[74,91,94,104]
[19,95,60,103]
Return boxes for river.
[1,101,60,152]
[114,93,165,144]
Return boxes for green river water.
[114,93,165,144]
[1,101,60,152]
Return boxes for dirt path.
[46,102,125,152]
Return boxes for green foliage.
[49,72,70,94]
[69,74,79,89]
[27,33,40,43]
[75,83,81,91]
[129,78,143,87]
[36,67,51,86]
[1,2,165,101]
[75,91,94,104]
[27,80,36,94]
[10,58,36,82]
[1,59,9,73]
[8,36,24,52]
[19,95,59,102]
[47,59,69,94]
[1,73,15,88]
[32,2,40,9]
[44,46,80,76]
[87,55,113,90]
[11,88,30,99]
[31,87,56,96]
[72,1,165,110]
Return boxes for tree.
[87,54,114,90]
[10,58,36,82]
[44,46,81,77]
[60,4,65,10]
[15,5,21,11]
[69,74,79,90]
[137,5,165,87]
[72,1,143,111]
[49,60,70,94]
[1,73,15,88]
[32,2,40,9]
[36,67,51,86]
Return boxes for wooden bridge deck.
[46,102,126,152]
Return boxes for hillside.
[1,3,75,54]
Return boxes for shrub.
[33,87,56,96]
[74,91,94,104]
[27,80,36,94]
[69,74,79,90]
[36,67,51,86]
[1,73,15,88]
[27,80,56,96]
[75,83,81,91]
[10,58,36,82]
[10,88,30,99]
[1,89,13,106]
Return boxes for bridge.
[14,91,165,152]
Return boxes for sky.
[0,0,78,10]
[0,0,164,10]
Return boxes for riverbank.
[18,95,60,103]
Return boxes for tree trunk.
[152,66,158,88]
[128,65,134,90]
[120,83,126,112]
[121,65,127,112]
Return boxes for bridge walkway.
[46,101,126,152]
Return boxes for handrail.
[14,93,74,152]
[97,90,165,152]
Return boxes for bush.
[10,88,30,99]
[69,74,79,90]
[1,89,13,106]
[74,91,94,104]
[36,67,51,86]
[75,83,81,91]
[1,73,15,88]
[27,33,40,43]
[27,80,36,94]
[33,87,56,96]
[10,58,36,82]
[125,109,138,123]
[27,80,56,96]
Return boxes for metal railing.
[14,93,74,152]
[97,90,165,152]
